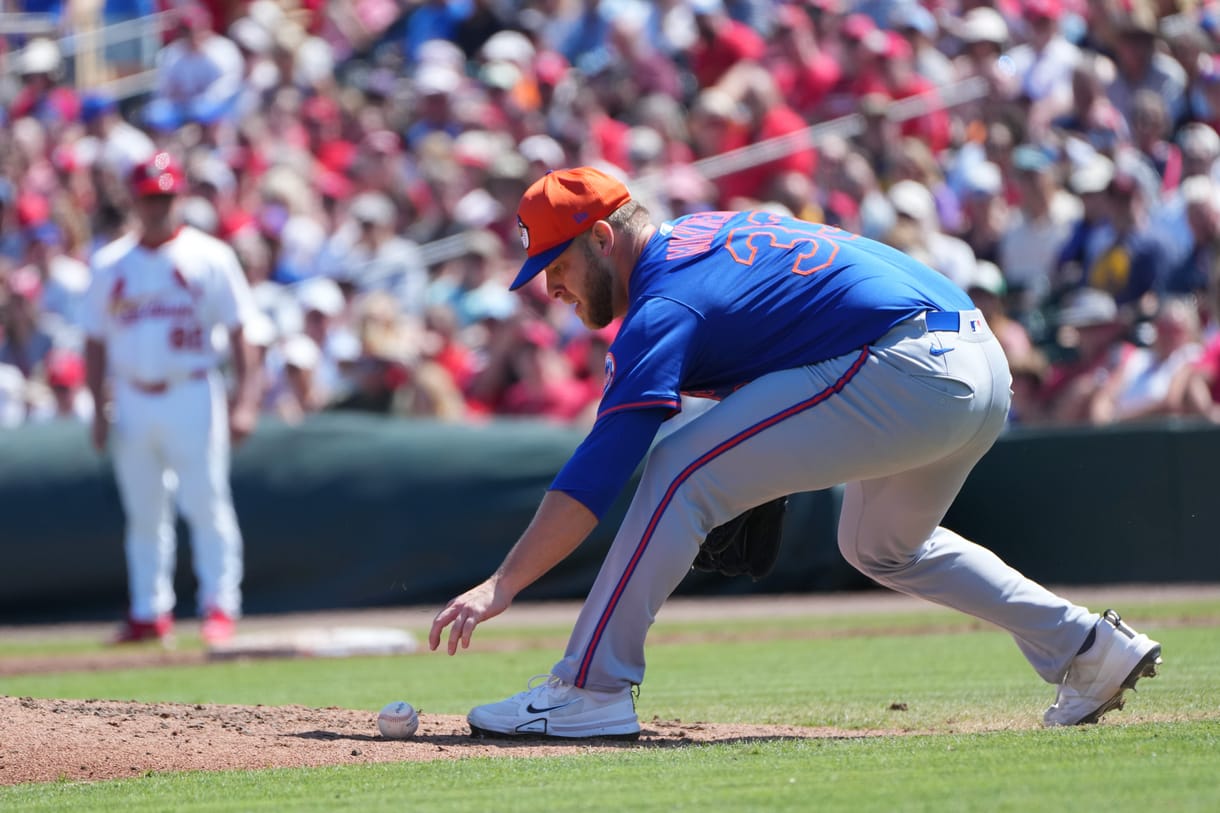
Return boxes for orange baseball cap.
[511,167,631,291]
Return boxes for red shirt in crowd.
[689,18,766,89]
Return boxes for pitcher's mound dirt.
[0,696,893,786]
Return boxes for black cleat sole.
[1074,645,1163,725]
[469,723,641,741]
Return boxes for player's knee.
[836,532,916,579]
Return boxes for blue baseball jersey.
[552,210,974,518]
[600,210,972,414]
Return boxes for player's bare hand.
[429,578,513,655]
[229,403,257,446]
[90,413,109,452]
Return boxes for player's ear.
[590,220,614,256]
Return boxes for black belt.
[925,311,960,332]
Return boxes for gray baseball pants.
[552,310,1097,692]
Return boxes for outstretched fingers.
[428,602,483,655]
[428,603,461,652]
[427,580,510,655]
[452,615,477,655]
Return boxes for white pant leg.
[552,313,1095,691]
[162,374,243,617]
[111,385,176,620]
[837,326,1095,683]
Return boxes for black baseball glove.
[691,496,789,581]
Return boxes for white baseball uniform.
[83,225,254,622]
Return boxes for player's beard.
[579,238,616,329]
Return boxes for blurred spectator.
[428,228,516,328]
[0,268,54,378]
[547,0,604,66]
[1042,288,1135,424]
[765,3,841,118]
[1054,52,1129,154]
[1105,8,1187,128]
[565,319,618,427]
[293,275,355,404]
[9,37,79,130]
[1006,0,1081,133]
[884,179,977,291]
[685,0,765,89]
[1090,296,1204,424]
[888,136,962,233]
[1083,154,1177,306]
[27,347,92,423]
[965,260,1034,365]
[1053,153,1117,302]
[403,63,465,149]
[316,192,428,313]
[1163,175,1220,297]
[1130,89,1182,198]
[494,319,591,421]
[1178,122,1220,183]
[80,92,156,180]
[830,143,893,241]
[1180,271,1220,421]
[957,160,1009,264]
[1163,16,1212,129]
[1007,347,1052,427]
[452,0,512,58]
[0,363,28,428]
[877,30,951,155]
[602,9,683,103]
[328,291,411,414]
[712,62,818,208]
[950,6,1019,106]
[146,4,245,132]
[402,0,473,64]
[998,144,1081,317]
[18,218,91,346]
[853,92,902,182]
[270,332,328,418]
[892,4,954,88]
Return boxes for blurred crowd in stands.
[4,0,1220,430]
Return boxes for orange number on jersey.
[724,212,857,276]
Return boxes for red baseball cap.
[1025,0,1062,20]
[46,349,85,389]
[842,13,877,42]
[511,167,631,291]
[130,151,186,196]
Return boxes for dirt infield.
[0,696,906,785]
[2,586,1215,786]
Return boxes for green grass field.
[2,595,1218,812]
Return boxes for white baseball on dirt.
[377,701,419,739]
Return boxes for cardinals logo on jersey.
[108,273,196,324]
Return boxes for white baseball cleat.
[1043,609,1162,727]
[468,674,641,739]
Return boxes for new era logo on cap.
[510,167,632,291]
